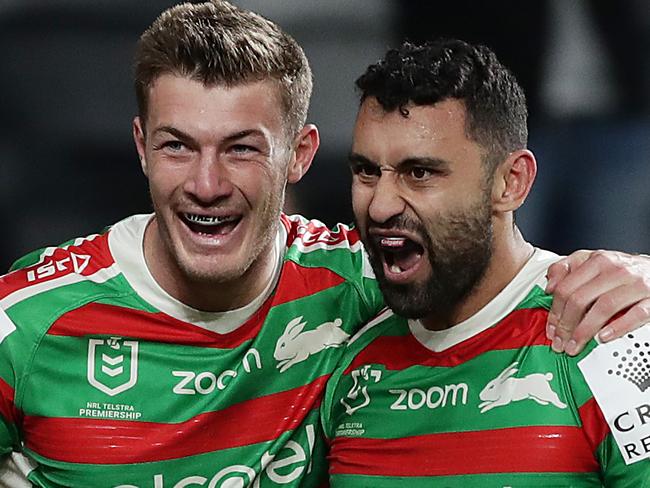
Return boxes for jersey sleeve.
[565,337,650,486]
[282,215,386,324]
[321,310,397,440]
[321,354,348,442]
[0,307,24,455]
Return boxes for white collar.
[108,214,285,334]
[409,248,561,352]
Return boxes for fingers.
[545,250,592,294]
[596,298,650,343]
[546,250,650,356]
[561,282,649,355]
[546,252,603,343]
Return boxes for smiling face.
[133,74,312,310]
[351,98,494,323]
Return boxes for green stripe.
[331,471,603,487]
[331,345,582,440]
[515,284,552,311]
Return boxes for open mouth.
[375,236,425,280]
[180,212,242,237]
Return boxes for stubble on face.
[138,76,293,310]
[362,188,493,323]
[150,181,285,286]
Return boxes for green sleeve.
[0,310,27,454]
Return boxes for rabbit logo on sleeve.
[478,361,567,413]
[274,316,350,372]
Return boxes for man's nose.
[183,151,234,203]
[367,173,406,224]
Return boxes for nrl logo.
[87,337,139,396]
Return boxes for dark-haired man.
[0,2,648,487]
[323,39,650,486]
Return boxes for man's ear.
[287,124,320,184]
[491,149,537,212]
[133,117,148,176]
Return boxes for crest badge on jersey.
[579,328,650,465]
[87,337,139,396]
[341,365,383,415]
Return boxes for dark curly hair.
[356,39,527,171]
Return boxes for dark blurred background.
[1,0,649,271]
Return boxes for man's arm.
[546,250,650,355]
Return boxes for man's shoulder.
[0,219,135,331]
[279,214,383,319]
[329,310,408,380]
[281,213,362,249]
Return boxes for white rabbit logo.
[274,316,349,372]
[478,361,567,413]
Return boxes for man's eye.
[157,140,187,152]
[352,163,380,178]
[231,144,257,154]
[409,167,433,180]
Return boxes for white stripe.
[348,308,394,345]
[409,248,561,353]
[291,239,364,255]
[0,264,120,310]
[37,234,101,263]
[283,214,364,254]
[361,251,375,279]
[109,214,284,333]
[0,308,16,344]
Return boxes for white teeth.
[184,214,237,226]
[381,237,407,248]
[390,264,403,273]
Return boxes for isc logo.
[26,253,91,282]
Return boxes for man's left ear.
[491,149,537,212]
[287,124,320,184]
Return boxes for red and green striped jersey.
[0,213,384,488]
[322,248,650,487]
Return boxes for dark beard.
[362,197,493,322]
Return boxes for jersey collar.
[108,214,285,334]
[409,248,561,352]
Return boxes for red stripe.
[0,377,20,424]
[329,425,598,477]
[0,233,114,300]
[47,299,273,349]
[579,397,610,449]
[273,261,345,306]
[347,308,550,372]
[24,375,328,464]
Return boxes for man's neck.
[143,219,279,313]
[421,226,533,331]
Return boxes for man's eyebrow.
[222,129,266,144]
[150,127,267,144]
[348,152,378,167]
[399,157,450,170]
[348,152,450,170]
[152,126,192,141]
